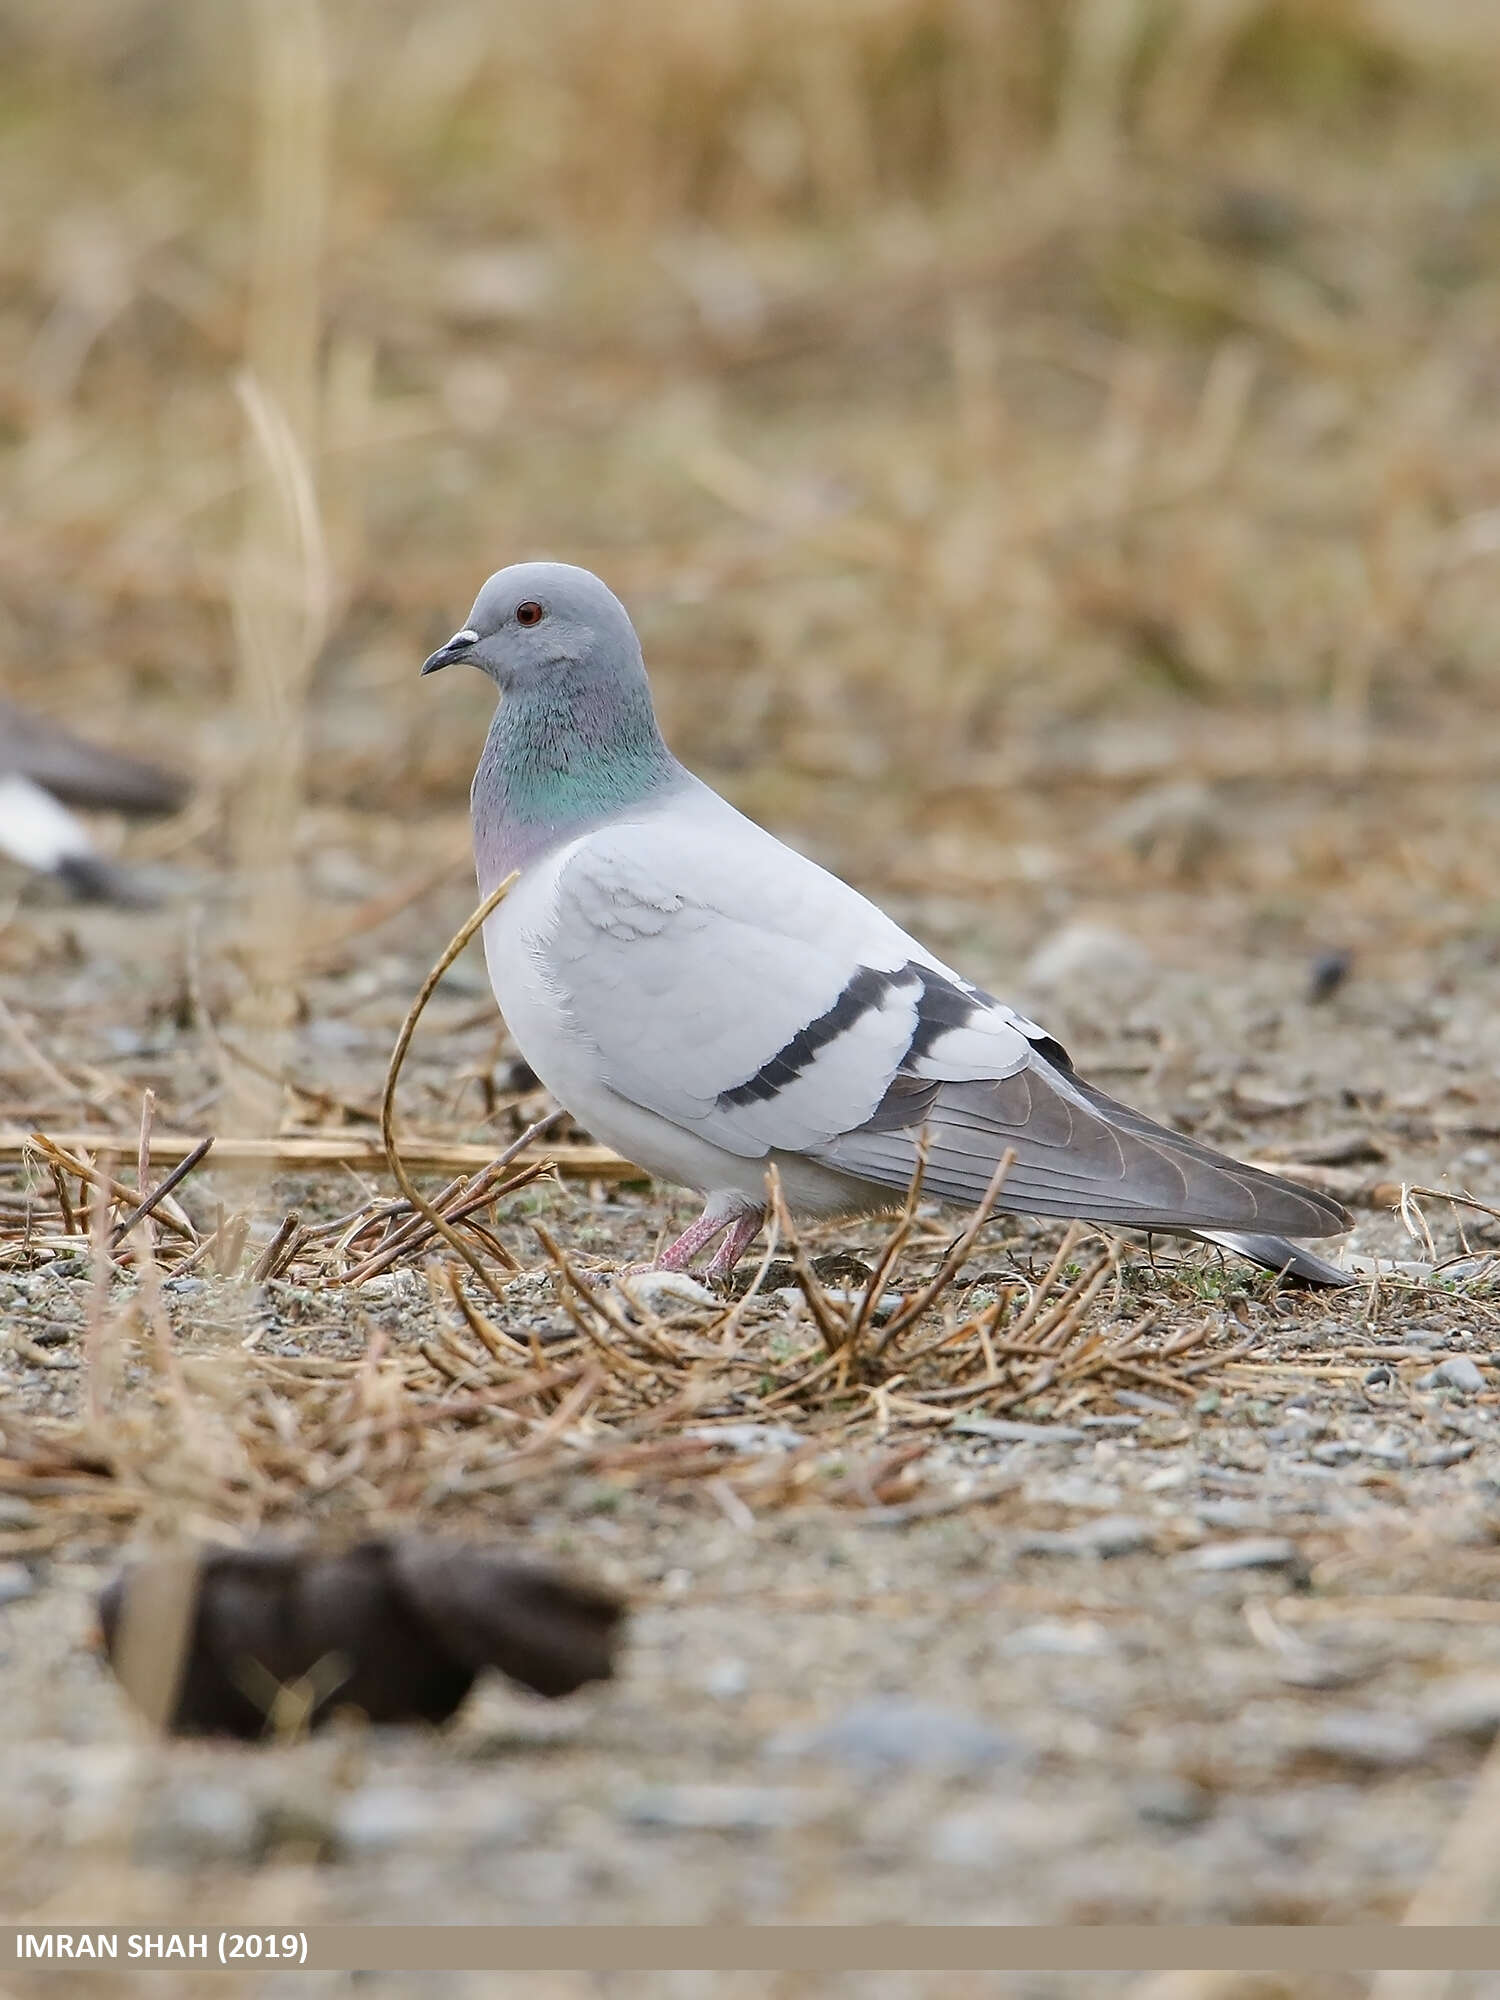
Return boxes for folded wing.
[542,803,1038,1159]
[544,793,1347,1242]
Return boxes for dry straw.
[378,870,529,1300]
[229,0,332,1132]
[0,1035,1274,1551]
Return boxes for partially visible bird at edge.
[421,563,1350,1289]
[0,698,190,906]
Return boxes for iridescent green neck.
[472,668,682,878]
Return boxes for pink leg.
[654,1209,733,1272]
[703,1210,764,1284]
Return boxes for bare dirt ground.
[4,755,1500,1973]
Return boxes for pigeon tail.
[812,1058,1350,1240]
[1195,1229,1352,1287]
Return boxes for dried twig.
[83,1158,115,1433]
[110,1136,215,1247]
[343,1112,559,1284]
[0,995,106,1115]
[249,1209,304,1284]
[134,1089,156,1251]
[380,872,523,1301]
[27,1133,197,1243]
[872,1147,1017,1352]
[0,1128,632,1178]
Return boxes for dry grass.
[5,0,1500,791]
[0,1092,1302,1556]
[0,885,1458,1566]
[0,0,1496,1545]
[0,0,1494,1469]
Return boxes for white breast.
[478,844,869,1215]
[479,850,701,1185]
[482,846,596,1110]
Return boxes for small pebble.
[1141,1464,1188,1492]
[1131,1775,1214,1828]
[1417,1441,1476,1468]
[1194,1499,1269,1531]
[617,1784,832,1833]
[766,1699,1024,1776]
[1298,1711,1432,1770]
[0,1561,37,1607]
[335,1788,438,1854]
[1440,1256,1500,1288]
[135,1783,260,1868]
[1077,1515,1155,1558]
[1420,1356,1485,1395]
[1423,1675,1500,1744]
[1186,1537,1302,1574]
[613,1271,718,1314]
[1025,921,1151,990]
[1001,1620,1113,1658]
[1017,1516,1154,1560]
[686,1423,804,1454]
[28,1321,76,1348]
[1307,949,1353,1003]
[354,1271,425,1302]
[1362,1436,1409,1467]
[1311,1440,1361,1466]
[1345,1259,1437,1283]
[820,1287,904,1321]
[703,1658,750,1699]
[927,1797,1096,1867]
[950,1418,1087,1445]
[335,1786,538,1857]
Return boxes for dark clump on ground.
[98,1539,626,1737]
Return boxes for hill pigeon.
[423,563,1350,1287]
[0,698,190,904]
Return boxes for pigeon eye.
[516,600,545,627]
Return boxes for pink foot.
[616,1205,764,1281]
[612,1209,731,1279]
[657,1210,734,1271]
[703,1210,764,1285]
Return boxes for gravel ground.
[4,763,1500,1967]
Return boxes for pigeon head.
[426,561,685,875]
[421,561,643,694]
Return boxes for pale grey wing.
[811,1045,1351,1239]
[543,819,1039,1160]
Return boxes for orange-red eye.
[516,600,545,627]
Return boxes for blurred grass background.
[2,0,1499,918]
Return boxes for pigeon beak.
[420,629,479,676]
